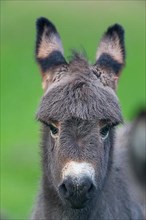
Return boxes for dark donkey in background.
[31,17,143,220]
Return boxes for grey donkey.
[115,109,146,219]
[31,17,144,220]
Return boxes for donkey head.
[35,17,125,209]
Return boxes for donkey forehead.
[37,72,123,124]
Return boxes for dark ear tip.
[36,17,56,32]
[106,23,125,37]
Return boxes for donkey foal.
[31,17,144,220]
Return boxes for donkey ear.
[35,17,67,89]
[94,24,125,90]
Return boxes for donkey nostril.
[59,183,67,193]
[59,182,71,199]
[87,183,94,194]
[61,183,67,193]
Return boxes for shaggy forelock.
[37,53,123,124]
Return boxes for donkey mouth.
[69,199,89,209]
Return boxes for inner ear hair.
[36,17,64,59]
[95,24,125,76]
[96,53,123,76]
[35,17,67,77]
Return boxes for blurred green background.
[1,1,145,219]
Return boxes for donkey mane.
[37,52,122,124]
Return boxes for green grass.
[1,1,145,219]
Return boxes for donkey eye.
[49,124,59,137]
[100,125,110,140]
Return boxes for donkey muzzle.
[59,176,95,209]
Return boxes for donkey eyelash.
[100,125,111,140]
[39,119,49,127]
[40,120,58,135]
[100,122,118,140]
[48,123,59,136]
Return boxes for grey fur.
[31,18,144,220]
[37,55,122,123]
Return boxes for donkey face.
[35,17,125,209]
